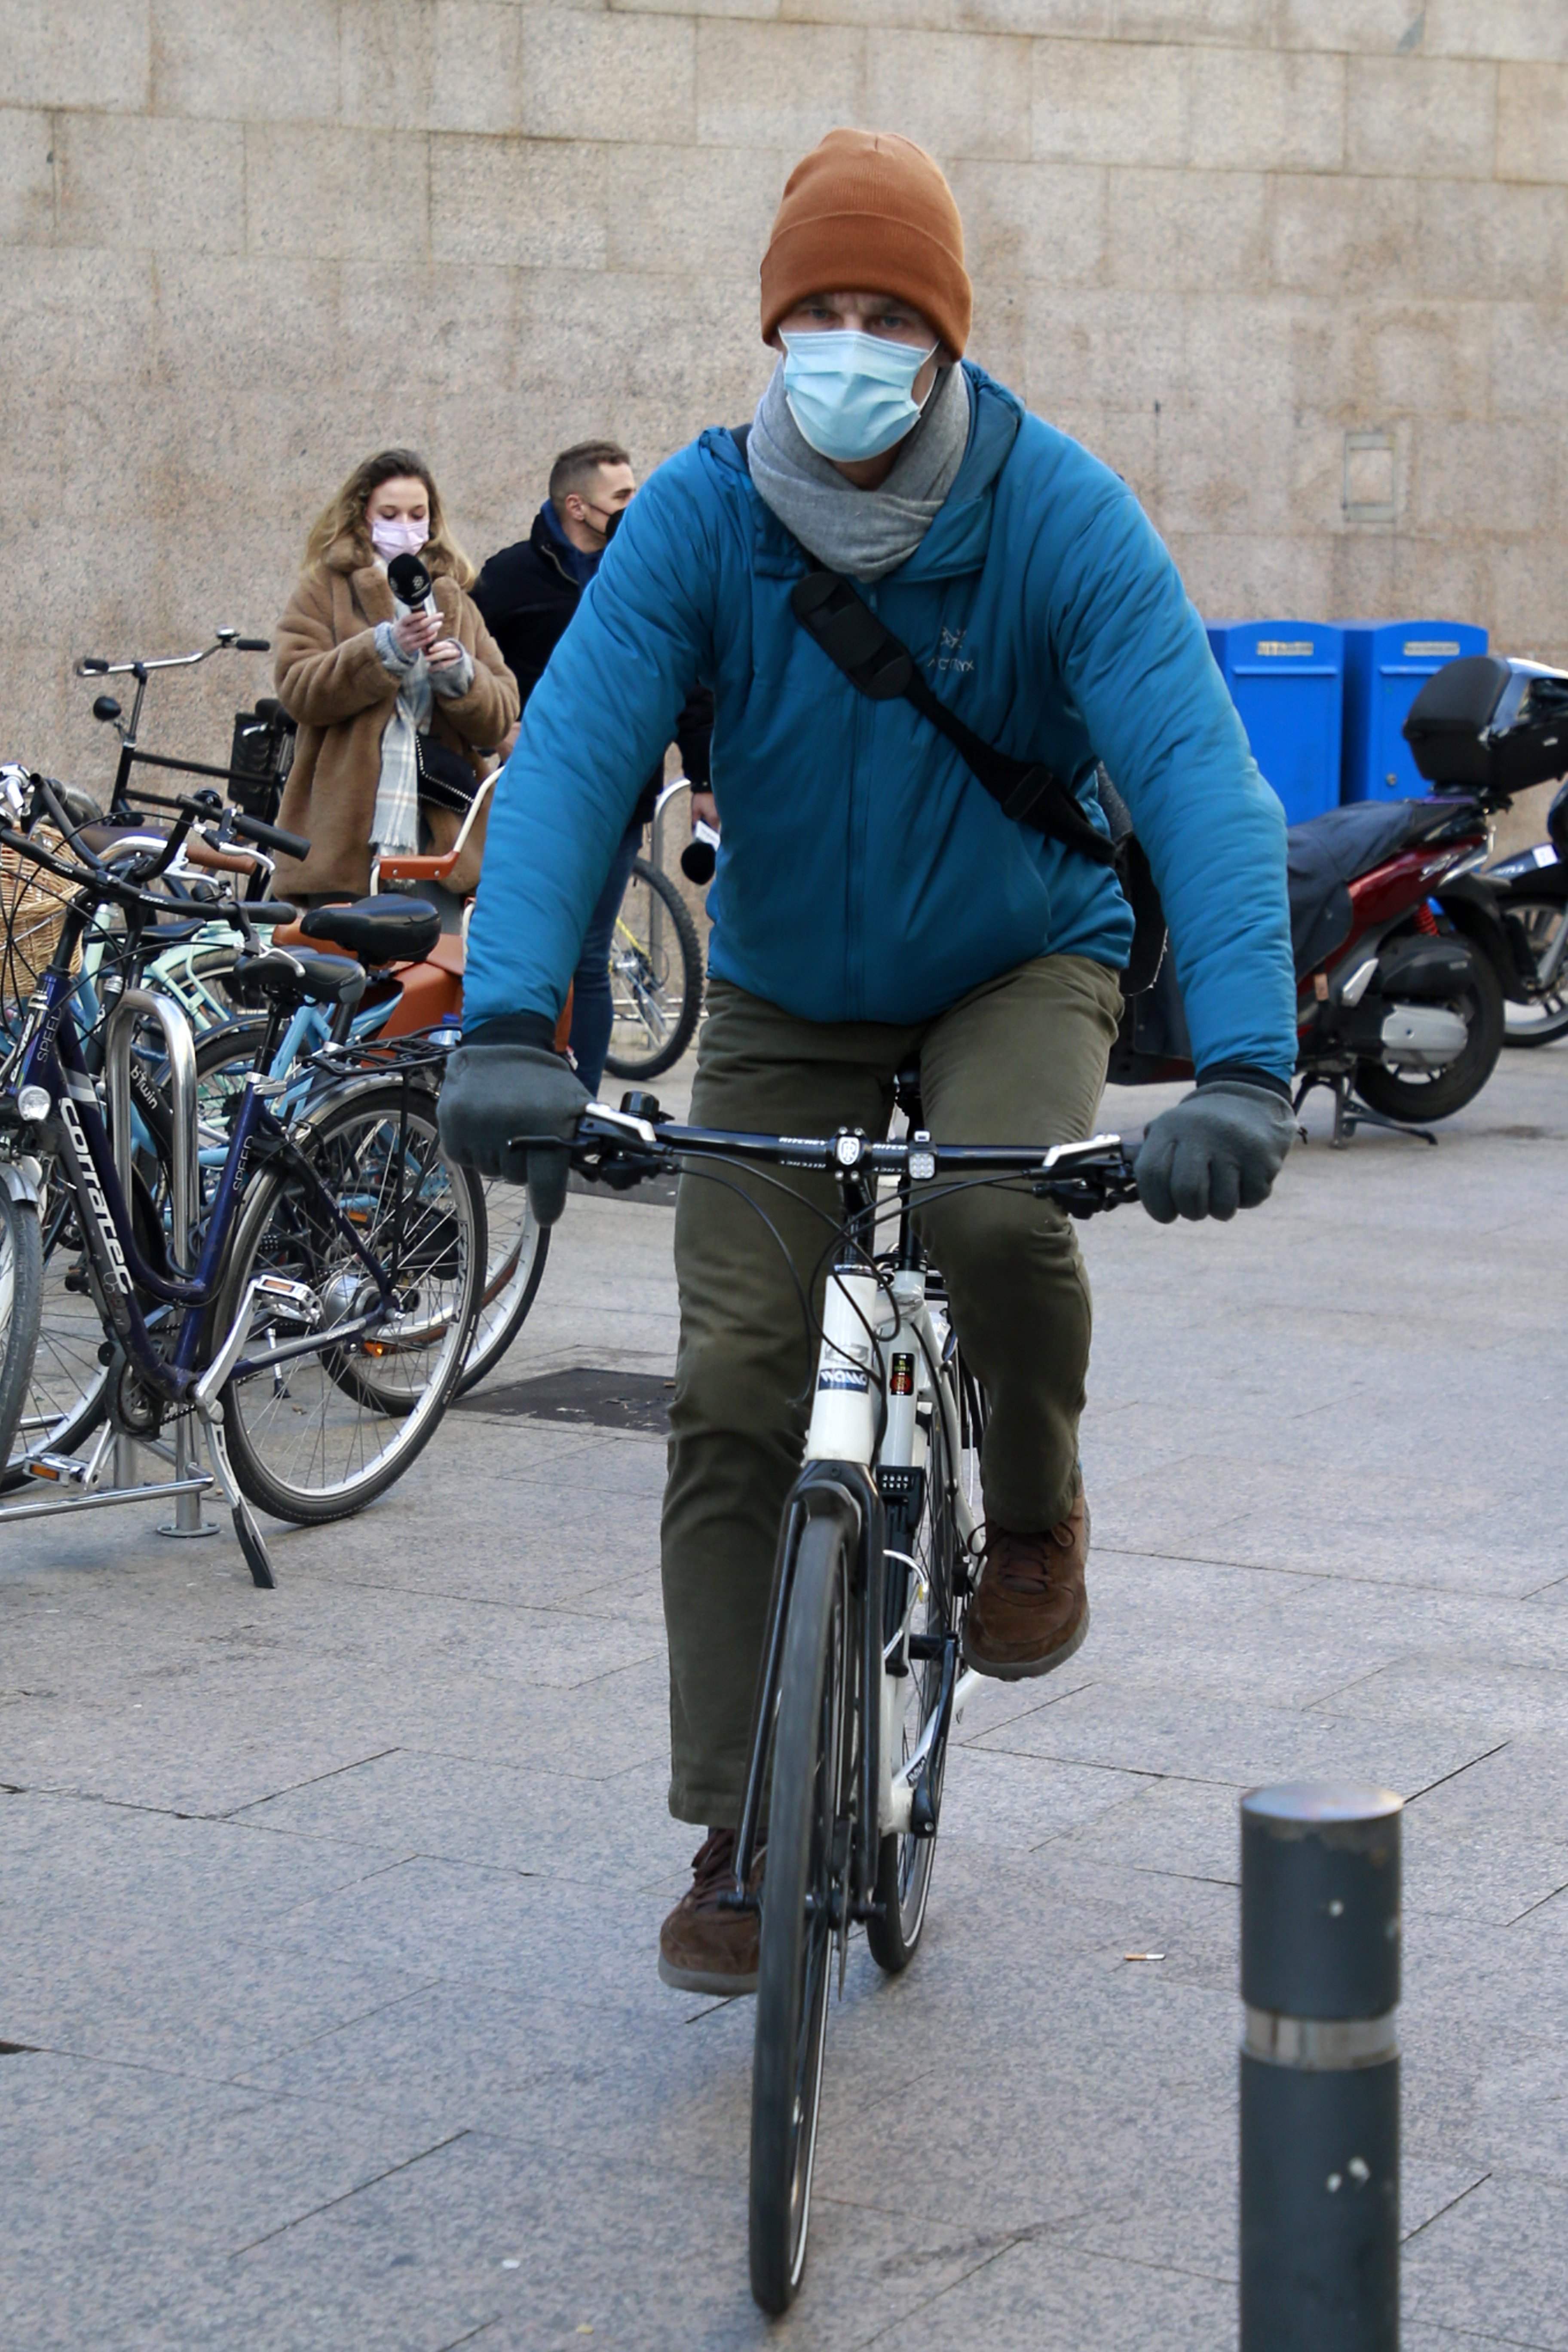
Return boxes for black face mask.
[600,505,624,544]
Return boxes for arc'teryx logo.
[59,1097,132,1296]
[934,626,974,677]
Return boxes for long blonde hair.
[303,447,475,586]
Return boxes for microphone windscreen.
[387,551,434,607]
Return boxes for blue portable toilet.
[1205,621,1345,826]
[1336,619,1489,803]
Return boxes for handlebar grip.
[235,637,271,654]
[230,811,311,860]
[78,658,108,675]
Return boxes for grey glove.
[1136,1079,1295,1224]
[438,1020,588,1227]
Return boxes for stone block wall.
[3,0,1567,796]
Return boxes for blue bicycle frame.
[14,956,395,1407]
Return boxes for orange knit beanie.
[759,129,972,358]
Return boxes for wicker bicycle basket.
[1,826,79,1029]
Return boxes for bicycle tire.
[750,1509,852,2315]
[1501,895,1568,1045]
[0,1188,43,1477]
[190,1029,547,1395]
[453,1186,550,1396]
[603,857,703,1081]
[215,1078,483,1524]
[867,1393,959,1973]
[3,1115,176,1489]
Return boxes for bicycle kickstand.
[198,1405,276,1589]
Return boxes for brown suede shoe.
[658,1828,765,1995]
[962,1490,1091,1681]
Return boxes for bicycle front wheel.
[215,1080,483,1523]
[0,1186,43,1476]
[603,857,703,1081]
[750,1509,852,2315]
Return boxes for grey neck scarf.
[746,358,971,583]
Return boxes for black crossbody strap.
[790,570,1115,866]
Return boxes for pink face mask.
[370,515,429,560]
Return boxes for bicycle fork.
[731,1256,888,1923]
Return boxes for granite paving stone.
[3,1047,1567,2342]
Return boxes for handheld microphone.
[386,550,438,618]
[680,821,720,885]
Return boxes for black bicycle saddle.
[300,895,441,966]
[230,947,368,1010]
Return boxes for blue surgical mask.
[780,329,937,463]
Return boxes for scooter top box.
[1403,654,1568,796]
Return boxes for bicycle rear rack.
[1,989,276,1586]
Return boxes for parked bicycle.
[78,626,278,821]
[560,1078,1138,2310]
[604,853,704,1081]
[0,773,484,1584]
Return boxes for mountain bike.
[0,775,484,1584]
[559,1083,1139,2311]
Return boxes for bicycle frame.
[11,938,395,1410]
[729,1158,981,1918]
[560,1099,1136,1927]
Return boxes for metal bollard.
[1240,1782,1402,2352]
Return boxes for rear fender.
[1487,847,1568,901]
[1430,876,1531,1001]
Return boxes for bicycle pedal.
[253,1273,321,1325]
[24,1453,89,1486]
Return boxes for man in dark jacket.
[473,439,714,1092]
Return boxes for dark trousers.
[660,956,1125,1825]
[570,818,643,1095]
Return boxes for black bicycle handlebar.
[120,786,309,865]
[552,1106,1141,1211]
[229,810,309,860]
[75,633,271,679]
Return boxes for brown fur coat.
[272,539,519,898]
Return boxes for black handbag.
[415,731,480,817]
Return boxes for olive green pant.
[661,955,1124,1825]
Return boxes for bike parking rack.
[1,990,274,1580]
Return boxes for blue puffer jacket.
[464,364,1297,1081]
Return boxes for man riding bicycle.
[440,130,1297,1997]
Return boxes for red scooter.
[1107,653,1568,1142]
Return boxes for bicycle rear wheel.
[453,1182,549,1396]
[215,1078,483,1523]
[750,1509,853,2315]
[0,1187,43,1476]
[603,858,702,1081]
[867,1393,961,1972]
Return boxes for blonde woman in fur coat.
[272,447,518,905]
